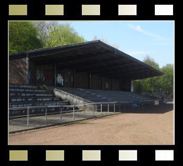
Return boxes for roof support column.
[131,80,134,92]
[119,76,123,91]
[73,68,76,88]
[53,63,57,87]
[101,75,103,90]
[88,71,91,89]
[111,77,113,90]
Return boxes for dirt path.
[9,104,174,145]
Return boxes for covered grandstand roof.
[9,40,163,80]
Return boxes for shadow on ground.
[122,103,173,114]
[122,104,173,114]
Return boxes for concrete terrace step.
[10,96,60,102]
[59,87,151,103]
[9,85,71,117]
[9,101,68,108]
[9,84,38,89]
[10,93,54,97]
[9,106,78,117]
[9,88,46,93]
[9,100,69,105]
[9,90,49,94]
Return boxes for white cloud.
[127,24,166,40]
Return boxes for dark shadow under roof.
[9,40,163,80]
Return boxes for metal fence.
[9,100,159,133]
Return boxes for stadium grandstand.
[9,40,163,117]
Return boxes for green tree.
[160,64,173,97]
[133,80,143,93]
[33,21,50,48]
[46,23,85,48]
[9,22,43,54]
[143,55,159,69]
[9,22,86,53]
[140,56,161,93]
[134,56,173,99]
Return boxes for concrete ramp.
[56,87,150,103]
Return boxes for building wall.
[35,64,54,86]
[29,61,35,85]
[9,59,131,91]
[120,78,131,91]
[112,78,119,90]
[91,74,101,89]
[76,72,88,88]
[102,77,111,90]
[56,68,73,87]
[9,58,28,84]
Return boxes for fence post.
[142,102,144,109]
[93,104,95,117]
[93,106,94,117]
[107,104,109,113]
[84,104,86,117]
[100,103,102,113]
[60,107,62,121]
[73,106,75,120]
[27,106,29,127]
[45,106,47,125]
[114,103,115,112]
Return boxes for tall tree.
[140,56,161,93]
[134,55,173,99]
[9,22,43,54]
[46,23,85,48]
[143,55,159,69]
[160,64,173,97]
[134,56,160,93]
[9,21,86,53]
[33,21,50,48]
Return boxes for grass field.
[9,103,173,145]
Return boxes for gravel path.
[9,104,173,145]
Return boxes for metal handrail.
[9,101,118,110]
[9,101,119,128]
[9,99,160,131]
[9,100,159,111]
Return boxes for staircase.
[9,84,70,117]
[58,87,150,103]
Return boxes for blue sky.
[60,21,174,68]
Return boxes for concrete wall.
[56,68,73,87]
[120,78,131,91]
[112,78,120,90]
[9,58,129,92]
[76,72,88,89]
[91,74,101,89]
[53,88,97,111]
[35,64,54,86]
